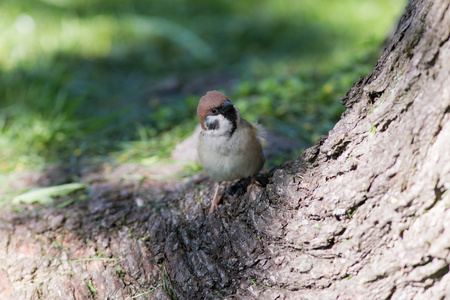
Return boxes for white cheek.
[204,115,234,136]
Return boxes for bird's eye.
[211,108,218,114]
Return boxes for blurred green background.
[0,0,406,179]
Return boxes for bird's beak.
[222,100,233,111]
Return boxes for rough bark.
[1,0,449,299]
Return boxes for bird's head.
[197,91,239,136]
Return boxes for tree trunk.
[1,0,449,299]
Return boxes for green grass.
[0,0,406,182]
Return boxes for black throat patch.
[222,107,237,137]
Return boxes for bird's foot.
[209,201,219,214]
[247,177,256,195]
[209,183,222,214]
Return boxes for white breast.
[197,121,265,182]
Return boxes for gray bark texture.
[1,0,449,299]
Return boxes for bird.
[196,90,265,214]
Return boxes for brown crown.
[197,91,229,131]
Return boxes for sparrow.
[196,90,265,214]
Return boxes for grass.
[0,0,407,200]
[162,263,177,300]
[86,280,97,298]
[131,285,161,299]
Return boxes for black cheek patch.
[206,119,219,130]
